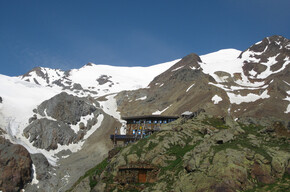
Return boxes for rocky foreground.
[68,113,290,192]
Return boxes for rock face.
[24,92,102,150]
[69,113,290,192]
[0,137,32,192]
[24,119,78,150]
[36,92,98,125]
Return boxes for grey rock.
[29,114,37,124]
[24,118,77,150]
[37,92,99,125]
[72,83,83,90]
[0,96,2,103]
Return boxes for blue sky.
[0,0,289,76]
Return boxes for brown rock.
[0,137,32,192]
[251,161,275,184]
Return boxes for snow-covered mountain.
[20,60,180,97]
[0,35,289,192]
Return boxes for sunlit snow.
[211,95,223,104]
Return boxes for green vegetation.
[245,172,290,192]
[128,132,158,157]
[202,117,229,129]
[211,123,272,162]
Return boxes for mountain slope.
[116,36,290,122]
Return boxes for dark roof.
[121,115,179,120]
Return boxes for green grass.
[202,117,229,129]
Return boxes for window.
[147,120,152,124]
[159,120,162,124]
[154,120,158,124]
[163,120,167,124]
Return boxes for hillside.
[68,112,290,192]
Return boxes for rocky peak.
[22,67,45,79]
[149,53,203,88]
[168,53,202,71]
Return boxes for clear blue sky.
[0,0,289,76]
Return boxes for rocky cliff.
[0,135,33,192]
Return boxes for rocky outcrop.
[0,137,32,192]
[24,119,78,150]
[24,92,102,150]
[36,92,98,125]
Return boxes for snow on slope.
[20,59,181,98]
[200,49,264,87]
[199,48,276,105]
[68,59,181,96]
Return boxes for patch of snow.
[285,104,290,113]
[211,95,223,104]
[249,69,257,77]
[159,83,164,87]
[283,80,290,86]
[186,83,195,92]
[181,111,192,116]
[227,90,270,105]
[98,94,126,134]
[171,66,184,72]
[61,155,70,159]
[69,113,95,133]
[83,114,104,140]
[31,163,39,185]
[190,66,196,70]
[254,54,282,78]
[255,41,262,45]
[136,96,147,101]
[152,105,172,115]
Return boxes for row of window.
[131,119,176,124]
